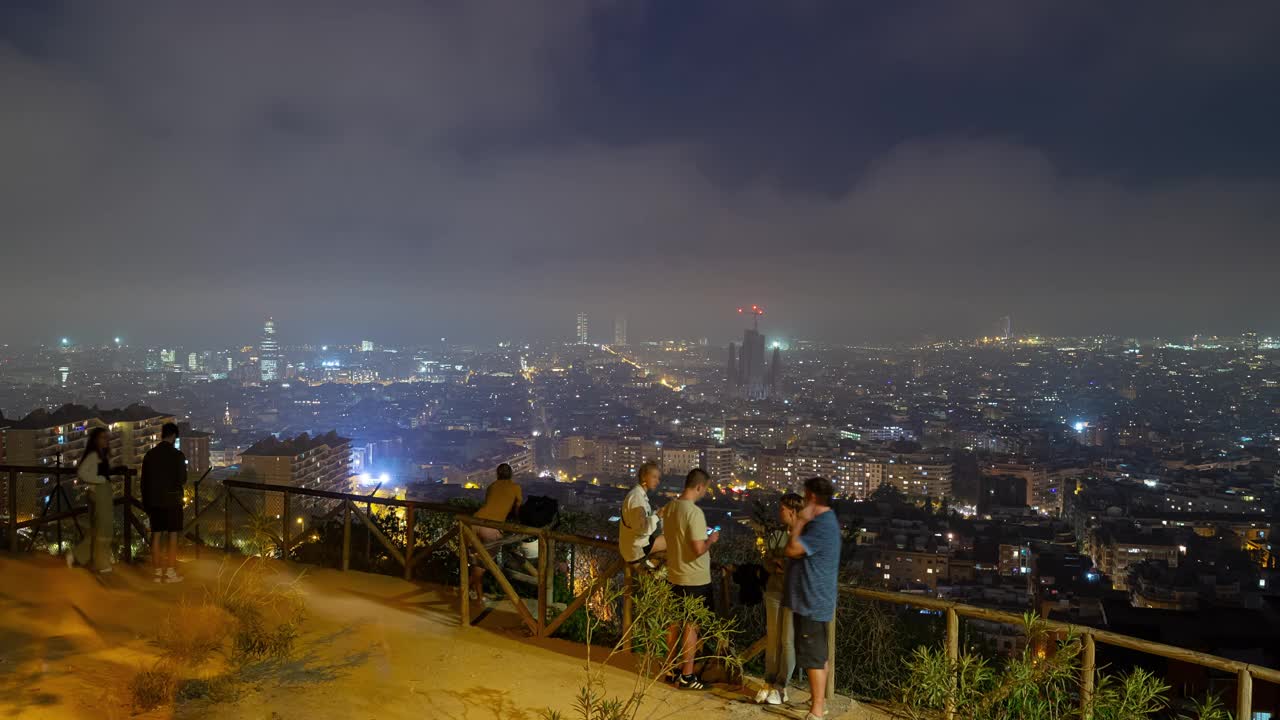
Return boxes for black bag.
[518,495,558,528]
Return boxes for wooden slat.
[183,489,225,537]
[349,502,405,567]
[543,556,625,638]
[737,635,769,665]
[412,526,459,570]
[461,523,539,635]
[840,586,1280,685]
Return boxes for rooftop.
[0,552,888,720]
[243,431,351,457]
[5,403,172,430]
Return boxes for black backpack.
[518,495,559,528]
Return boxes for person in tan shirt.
[470,463,522,603]
[662,468,719,690]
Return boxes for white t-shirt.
[618,484,659,562]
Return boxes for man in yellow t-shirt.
[470,463,522,603]
[662,468,719,690]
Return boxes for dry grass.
[155,600,235,665]
[128,663,179,712]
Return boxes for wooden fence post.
[826,610,837,700]
[537,534,548,637]
[458,519,470,628]
[945,607,959,720]
[281,491,291,560]
[7,470,17,551]
[404,503,415,581]
[622,562,634,649]
[1080,633,1096,720]
[341,500,351,571]
[1237,668,1252,720]
[223,487,232,553]
[122,473,133,563]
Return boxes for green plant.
[899,614,1172,720]
[1178,694,1233,720]
[542,574,741,720]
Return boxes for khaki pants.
[72,483,114,572]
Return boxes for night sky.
[3,1,1279,346]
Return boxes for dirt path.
[0,553,892,720]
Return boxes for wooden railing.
[3,464,141,562]
[837,587,1280,719]
[9,469,1276,716]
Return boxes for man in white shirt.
[618,461,667,565]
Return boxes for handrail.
[13,467,1275,716]
[4,464,138,561]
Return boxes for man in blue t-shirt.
[783,476,841,720]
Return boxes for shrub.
[129,663,179,712]
[155,600,234,665]
[899,614,1172,720]
[541,574,740,720]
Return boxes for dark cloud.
[1,2,1278,346]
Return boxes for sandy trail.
[0,552,891,720]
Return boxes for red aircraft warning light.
[736,304,764,330]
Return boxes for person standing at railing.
[68,427,117,574]
[618,461,666,569]
[141,422,187,583]
[783,477,841,720]
[469,463,522,604]
[755,492,804,706]
[663,468,719,691]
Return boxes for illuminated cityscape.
[3,2,1280,718]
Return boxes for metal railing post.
[7,470,17,551]
[945,607,959,720]
[341,500,351,571]
[1080,633,1096,720]
[122,473,133,563]
[1237,668,1252,720]
[458,519,470,628]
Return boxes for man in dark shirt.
[142,423,188,583]
[784,477,841,720]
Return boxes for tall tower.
[742,329,767,400]
[769,345,782,397]
[614,314,627,346]
[259,317,279,382]
[576,312,589,344]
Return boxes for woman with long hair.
[69,426,115,573]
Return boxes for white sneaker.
[154,569,164,583]
[164,569,184,584]
[765,689,783,705]
[98,566,113,574]
[754,688,770,704]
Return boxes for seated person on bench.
[470,463,522,603]
[619,461,667,569]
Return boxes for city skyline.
[3,3,1280,345]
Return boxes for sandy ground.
[0,552,892,720]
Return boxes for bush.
[213,558,308,662]
[155,601,235,665]
[899,614,1172,720]
[129,663,179,712]
[541,574,741,720]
